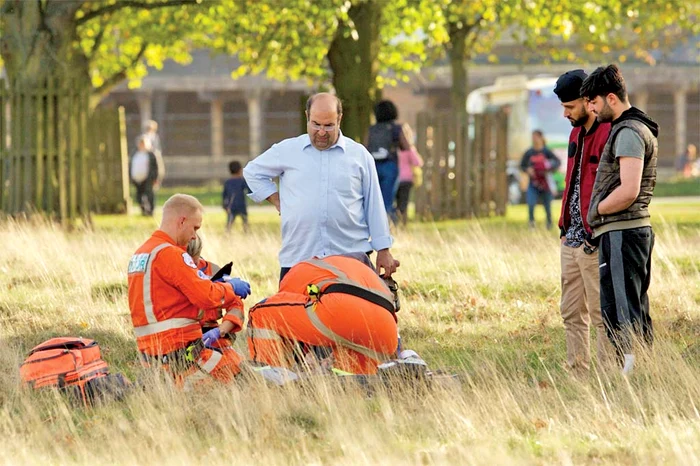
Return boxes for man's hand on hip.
[376,249,399,277]
[266,192,281,214]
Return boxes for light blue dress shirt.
[243,132,393,267]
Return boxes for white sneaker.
[622,353,635,376]
[398,349,427,366]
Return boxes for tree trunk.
[327,0,381,143]
[0,0,88,87]
[447,22,469,121]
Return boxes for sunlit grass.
[1,200,699,465]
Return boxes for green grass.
[654,178,700,197]
[1,199,700,464]
[149,179,700,213]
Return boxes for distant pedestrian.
[582,64,660,375]
[129,136,159,216]
[222,161,249,233]
[678,144,698,178]
[520,130,561,229]
[395,123,424,227]
[366,100,411,224]
[139,120,165,189]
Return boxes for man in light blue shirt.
[243,93,400,281]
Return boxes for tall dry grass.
[1,203,699,465]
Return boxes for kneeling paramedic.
[246,255,398,375]
[128,194,251,389]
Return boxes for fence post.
[46,77,56,216]
[35,82,45,210]
[495,111,508,216]
[79,86,89,220]
[482,112,494,217]
[119,106,131,213]
[11,80,21,215]
[0,80,5,213]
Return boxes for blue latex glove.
[226,277,251,299]
[202,328,221,348]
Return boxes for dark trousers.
[395,181,413,223]
[226,210,249,232]
[280,267,291,283]
[134,181,155,216]
[598,227,655,364]
[526,184,552,226]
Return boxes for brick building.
[102,42,700,184]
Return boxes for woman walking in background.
[367,100,411,224]
[395,123,424,227]
[520,130,561,229]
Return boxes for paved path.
[651,196,700,204]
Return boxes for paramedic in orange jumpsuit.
[246,254,398,375]
[128,194,250,388]
[187,233,235,351]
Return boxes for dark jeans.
[134,181,155,216]
[395,181,413,223]
[599,227,655,364]
[280,267,292,282]
[226,210,248,231]
[526,185,552,226]
[375,160,399,223]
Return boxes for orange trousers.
[144,346,244,390]
[247,292,397,374]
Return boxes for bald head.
[160,194,203,247]
[306,93,343,151]
[162,194,202,220]
[306,93,343,115]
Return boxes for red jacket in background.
[559,120,611,236]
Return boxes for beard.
[569,114,588,127]
[596,101,614,123]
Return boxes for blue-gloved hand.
[213,274,230,283]
[225,277,251,299]
[202,328,221,348]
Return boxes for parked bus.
[467,75,570,204]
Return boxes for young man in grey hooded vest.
[580,64,659,375]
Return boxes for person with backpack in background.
[366,100,411,225]
[395,123,424,227]
[222,160,250,233]
[130,136,160,216]
[520,130,561,229]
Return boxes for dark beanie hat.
[554,69,588,103]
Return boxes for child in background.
[222,161,249,233]
[395,123,424,227]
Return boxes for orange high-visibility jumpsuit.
[196,257,233,350]
[128,230,244,387]
[246,255,398,375]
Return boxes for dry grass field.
[1,199,699,465]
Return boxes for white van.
[467,75,569,204]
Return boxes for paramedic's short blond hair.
[162,194,202,218]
